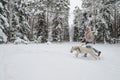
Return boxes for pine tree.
[0,0,9,42]
[6,0,30,42]
[37,13,47,43]
[73,6,84,41]
[52,0,70,42]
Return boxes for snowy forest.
[0,0,120,44]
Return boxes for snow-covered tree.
[72,6,84,41]
[23,0,70,42]
[0,0,70,43]
[72,0,120,43]
[115,0,120,39]
[37,13,48,43]
[0,0,9,42]
[6,0,30,42]
[52,0,70,42]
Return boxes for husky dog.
[70,45,99,60]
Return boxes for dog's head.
[70,46,78,53]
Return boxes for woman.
[83,27,101,57]
[84,27,94,43]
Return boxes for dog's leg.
[75,50,79,57]
[89,52,98,60]
[75,53,79,57]
[93,53,98,56]
[83,53,87,57]
[91,50,101,60]
[93,52,100,60]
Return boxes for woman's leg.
[85,44,101,56]
[93,48,101,56]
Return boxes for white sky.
[69,0,82,26]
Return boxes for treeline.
[0,0,70,43]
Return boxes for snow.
[14,37,28,44]
[0,29,7,42]
[116,1,120,13]
[34,10,43,15]
[0,2,3,9]
[0,42,120,80]
[0,14,9,27]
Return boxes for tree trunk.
[113,9,118,38]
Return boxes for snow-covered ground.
[0,42,120,80]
